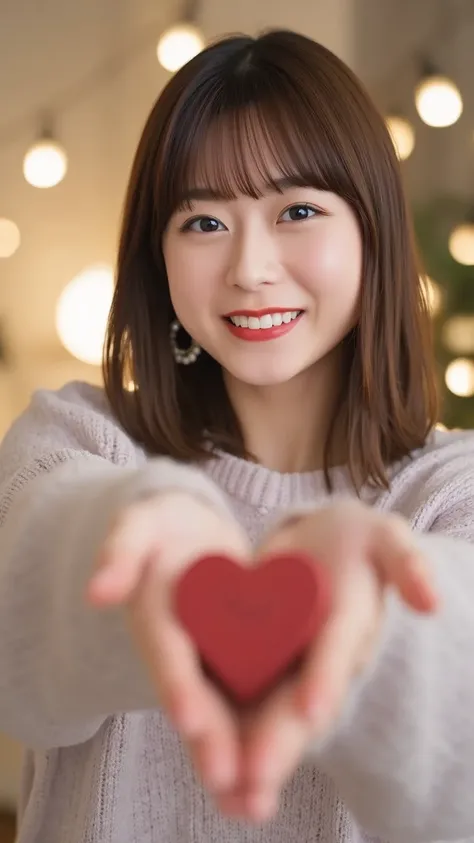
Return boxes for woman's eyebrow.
[176,176,316,208]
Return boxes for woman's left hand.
[215,500,438,822]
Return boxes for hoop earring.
[170,319,201,365]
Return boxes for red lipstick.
[222,309,304,343]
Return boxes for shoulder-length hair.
[103,29,438,491]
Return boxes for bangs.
[161,79,357,215]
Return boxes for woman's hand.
[86,491,251,798]
[219,500,439,822]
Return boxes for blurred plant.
[414,195,474,428]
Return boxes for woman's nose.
[225,226,281,290]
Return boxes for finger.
[242,682,307,816]
[167,664,241,794]
[147,620,241,792]
[294,564,379,724]
[187,691,242,794]
[133,566,241,792]
[86,556,148,606]
[372,517,439,613]
[243,574,377,808]
[87,504,162,605]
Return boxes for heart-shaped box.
[175,551,331,703]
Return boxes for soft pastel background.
[0,0,473,835]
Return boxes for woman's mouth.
[222,309,304,342]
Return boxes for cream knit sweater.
[1,382,474,843]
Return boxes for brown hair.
[103,29,438,491]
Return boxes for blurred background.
[1,0,474,835]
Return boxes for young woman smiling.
[1,28,474,843]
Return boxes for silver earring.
[170,319,201,365]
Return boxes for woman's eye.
[182,216,225,233]
[279,204,319,222]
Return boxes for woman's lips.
[223,311,304,342]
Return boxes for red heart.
[174,551,331,704]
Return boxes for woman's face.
[163,166,362,388]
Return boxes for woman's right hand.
[86,491,251,797]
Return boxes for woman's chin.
[222,361,307,388]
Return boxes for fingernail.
[412,573,439,610]
[85,577,110,604]
[88,568,114,592]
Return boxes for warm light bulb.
[23,138,68,188]
[0,218,21,258]
[415,75,463,127]
[449,223,474,265]
[157,23,204,72]
[445,358,474,397]
[442,315,474,355]
[56,264,114,365]
[386,116,415,161]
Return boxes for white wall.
[201,0,357,65]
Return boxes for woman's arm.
[315,526,474,843]
[0,385,230,749]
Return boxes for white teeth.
[229,311,301,329]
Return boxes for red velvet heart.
[174,551,331,704]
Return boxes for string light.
[442,315,474,354]
[56,265,114,365]
[449,222,474,266]
[415,73,463,128]
[0,218,21,258]
[23,125,68,189]
[157,22,204,72]
[445,358,474,397]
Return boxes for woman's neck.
[224,353,345,474]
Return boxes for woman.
[1,29,474,843]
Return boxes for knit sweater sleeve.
[0,382,230,749]
[314,441,474,843]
